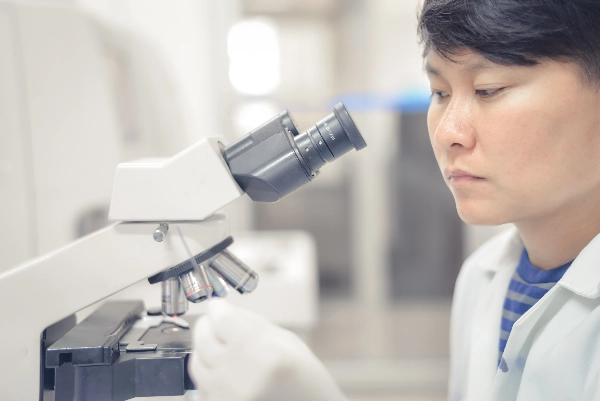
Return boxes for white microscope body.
[0,137,243,401]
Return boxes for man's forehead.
[424,50,501,76]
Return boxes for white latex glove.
[189,299,347,401]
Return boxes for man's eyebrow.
[425,59,501,77]
[464,60,499,72]
[424,62,441,76]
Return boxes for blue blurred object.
[390,90,432,113]
[330,90,431,114]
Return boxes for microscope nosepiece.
[150,236,256,311]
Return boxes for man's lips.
[445,169,485,184]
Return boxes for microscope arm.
[0,216,230,401]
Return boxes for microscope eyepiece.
[333,103,367,151]
[222,102,366,202]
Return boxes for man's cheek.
[432,148,445,172]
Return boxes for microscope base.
[46,301,197,401]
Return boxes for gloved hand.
[189,299,347,401]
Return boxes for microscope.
[0,103,366,401]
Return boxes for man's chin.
[456,203,511,226]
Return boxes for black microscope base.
[46,301,196,401]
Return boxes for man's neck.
[515,198,600,270]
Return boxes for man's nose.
[433,99,476,151]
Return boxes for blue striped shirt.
[498,248,572,367]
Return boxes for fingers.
[206,299,266,344]
[191,299,287,401]
[190,299,349,401]
[193,300,265,369]
[193,315,228,369]
[189,313,233,398]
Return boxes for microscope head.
[108,102,365,222]
[108,103,366,316]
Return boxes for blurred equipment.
[0,0,120,270]
[390,110,463,298]
[0,0,193,272]
[228,230,319,332]
[0,103,366,400]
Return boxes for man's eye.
[431,91,449,100]
[476,88,504,98]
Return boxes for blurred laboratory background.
[0,0,508,400]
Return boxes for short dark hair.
[417,0,600,85]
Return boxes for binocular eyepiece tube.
[222,102,366,202]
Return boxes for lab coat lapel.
[489,284,559,401]
[559,232,600,299]
[465,258,515,400]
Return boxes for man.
[419,1,600,400]
[190,1,600,400]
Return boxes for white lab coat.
[449,227,600,401]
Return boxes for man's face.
[426,50,600,226]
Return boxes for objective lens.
[206,266,229,297]
[161,277,188,316]
[209,250,259,294]
[178,267,212,303]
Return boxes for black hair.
[417,0,600,84]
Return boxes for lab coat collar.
[475,226,600,299]
[476,226,523,274]
[559,232,600,299]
